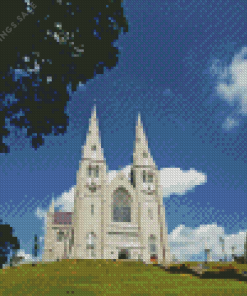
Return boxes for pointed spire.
[135,112,148,145]
[92,104,97,122]
[133,112,155,167]
[49,195,55,213]
[119,170,125,180]
[82,104,105,161]
[137,112,142,127]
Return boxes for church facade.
[42,106,171,265]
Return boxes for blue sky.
[1,0,247,263]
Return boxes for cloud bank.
[211,46,247,130]
[160,167,207,197]
[169,223,246,261]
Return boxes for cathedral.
[42,106,171,265]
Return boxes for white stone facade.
[42,106,171,265]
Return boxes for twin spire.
[134,112,155,167]
[49,194,55,213]
[82,105,104,161]
[82,105,155,166]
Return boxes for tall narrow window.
[86,232,96,249]
[91,204,94,215]
[95,166,99,178]
[88,166,99,178]
[149,235,157,256]
[148,208,153,220]
[88,166,92,177]
[148,174,153,183]
[57,231,64,242]
[113,187,131,222]
[86,232,96,257]
[143,170,146,183]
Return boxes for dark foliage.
[0,0,128,152]
[33,234,39,258]
[0,219,20,269]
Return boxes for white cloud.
[36,208,48,231]
[160,167,207,198]
[211,46,247,129]
[108,166,207,198]
[35,188,75,233]
[169,223,246,261]
[107,165,132,183]
[55,187,75,212]
[222,115,240,131]
[2,249,35,268]
[16,249,33,261]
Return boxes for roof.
[53,212,72,225]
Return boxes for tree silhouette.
[0,219,20,269]
[32,234,39,259]
[0,0,128,153]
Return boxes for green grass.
[171,261,247,274]
[0,259,247,295]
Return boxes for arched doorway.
[149,234,158,261]
[118,249,130,259]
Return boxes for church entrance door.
[150,254,158,263]
[118,249,129,259]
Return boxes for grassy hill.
[0,259,247,295]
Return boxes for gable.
[108,172,136,201]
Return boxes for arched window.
[86,232,96,257]
[143,152,148,158]
[148,234,157,256]
[95,166,99,178]
[86,232,96,249]
[88,166,92,177]
[57,231,64,242]
[112,187,131,222]
[91,204,94,215]
[143,171,153,183]
[87,165,99,178]
[148,173,153,183]
[143,170,146,183]
[148,208,153,220]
